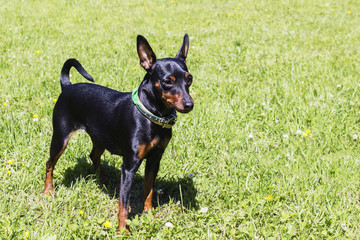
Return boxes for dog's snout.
[182,98,194,112]
[184,101,193,110]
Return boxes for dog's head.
[137,34,193,113]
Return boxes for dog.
[43,34,193,233]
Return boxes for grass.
[1,0,360,238]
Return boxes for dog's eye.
[187,75,193,86]
[163,78,173,85]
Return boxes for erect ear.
[175,33,189,62]
[137,35,157,71]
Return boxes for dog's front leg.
[118,157,141,234]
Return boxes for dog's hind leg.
[89,137,106,183]
[43,115,76,195]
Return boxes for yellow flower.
[104,220,112,228]
[348,10,351,14]
[8,160,13,164]
[237,7,240,10]
[3,102,8,107]
[52,99,57,103]
[133,66,137,70]
[265,195,275,201]
[305,129,311,134]
[171,0,174,3]
[36,50,40,54]
[24,231,30,238]
[79,210,84,215]
[7,170,11,175]
[303,133,308,137]
[267,14,271,18]
[33,114,38,119]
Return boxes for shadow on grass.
[62,157,198,217]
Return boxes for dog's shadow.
[62,158,198,217]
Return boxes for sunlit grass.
[1,0,360,238]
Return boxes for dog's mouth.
[168,97,194,113]
[174,103,193,113]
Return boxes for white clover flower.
[165,222,174,228]
[341,223,347,231]
[200,207,208,213]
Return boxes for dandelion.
[104,220,112,228]
[347,10,351,14]
[237,7,240,10]
[265,195,275,201]
[8,160,13,164]
[79,210,84,215]
[33,115,39,122]
[3,102,8,107]
[133,66,137,70]
[165,222,174,228]
[267,14,270,18]
[200,207,208,213]
[303,129,311,137]
[36,50,40,54]
[24,231,30,238]
[7,170,11,175]
[52,99,57,103]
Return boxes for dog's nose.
[183,101,194,111]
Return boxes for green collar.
[132,87,177,128]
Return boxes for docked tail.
[60,59,94,90]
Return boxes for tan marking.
[185,72,189,78]
[161,92,184,110]
[169,75,176,82]
[118,202,130,234]
[143,167,156,212]
[44,131,74,195]
[138,137,160,160]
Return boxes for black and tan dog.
[43,34,194,233]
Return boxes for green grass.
[1,0,360,238]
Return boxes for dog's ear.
[137,35,157,71]
[175,34,189,63]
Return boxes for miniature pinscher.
[43,34,194,233]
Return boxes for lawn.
[1,0,360,239]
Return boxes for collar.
[132,87,177,129]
